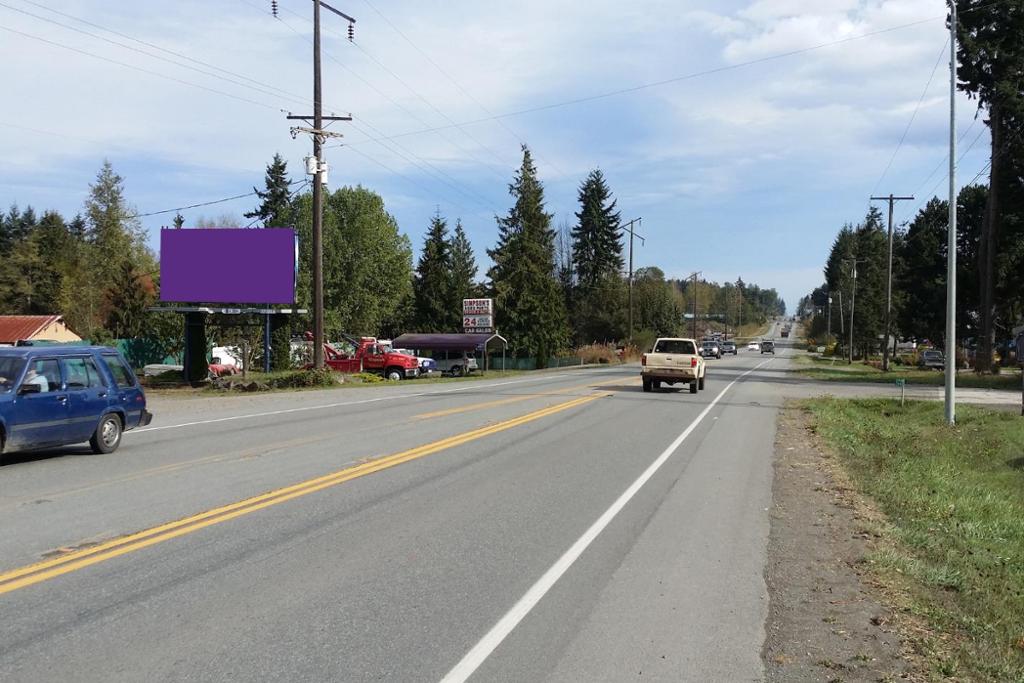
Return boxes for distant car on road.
[700,341,722,359]
[747,341,760,351]
[760,340,776,355]
[0,346,152,456]
[721,341,737,355]
[918,350,945,370]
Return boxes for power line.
[869,38,949,197]
[258,4,504,212]
[0,1,312,109]
[259,1,511,194]
[16,0,309,103]
[341,14,955,147]
[349,38,514,181]
[358,0,569,178]
[0,24,281,111]
[130,180,306,218]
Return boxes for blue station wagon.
[0,346,153,456]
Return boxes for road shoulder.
[763,404,915,682]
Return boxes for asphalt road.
[0,332,835,681]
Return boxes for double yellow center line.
[0,391,609,596]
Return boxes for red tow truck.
[307,333,420,380]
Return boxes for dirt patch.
[763,406,917,682]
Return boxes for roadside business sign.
[463,298,494,333]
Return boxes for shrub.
[576,343,618,365]
[352,372,384,384]
[269,368,338,389]
[145,369,185,386]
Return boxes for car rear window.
[102,355,136,388]
[653,340,696,355]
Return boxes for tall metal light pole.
[281,1,355,369]
[945,0,958,424]
[871,193,913,371]
[622,217,644,340]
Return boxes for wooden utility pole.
[622,217,644,340]
[689,271,702,339]
[945,0,958,425]
[871,193,913,371]
[282,0,354,369]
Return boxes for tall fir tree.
[571,169,623,291]
[956,0,1024,370]
[449,219,478,306]
[570,169,625,342]
[487,146,569,364]
[245,153,293,227]
[413,212,457,332]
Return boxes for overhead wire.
[0,1,311,110]
[257,4,504,212]
[869,38,949,197]
[0,25,281,111]
[358,0,569,179]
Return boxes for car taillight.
[691,357,698,368]
[641,354,647,366]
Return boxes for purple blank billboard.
[160,228,298,304]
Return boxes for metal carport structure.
[390,333,509,372]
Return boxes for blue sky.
[0,0,992,312]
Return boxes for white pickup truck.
[641,337,707,394]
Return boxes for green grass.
[794,354,1022,391]
[806,398,1024,682]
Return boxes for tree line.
[799,1,1024,370]
[1,148,783,368]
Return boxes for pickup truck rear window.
[653,340,696,355]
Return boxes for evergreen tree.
[245,153,293,227]
[449,219,478,306]
[413,212,457,332]
[173,212,185,229]
[487,146,570,364]
[106,261,155,338]
[956,0,1024,370]
[571,169,623,291]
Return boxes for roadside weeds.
[769,398,1024,682]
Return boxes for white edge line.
[439,359,773,683]
[128,371,625,435]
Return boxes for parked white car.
[391,348,438,375]
[431,353,479,377]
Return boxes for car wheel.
[642,378,651,392]
[689,381,698,394]
[451,365,464,377]
[90,414,122,454]
[385,368,403,381]
[652,380,661,391]
[698,374,705,390]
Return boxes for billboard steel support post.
[263,312,272,374]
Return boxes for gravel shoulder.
[763,405,916,682]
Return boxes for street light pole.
[843,258,866,364]
[945,0,958,425]
[688,271,702,339]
